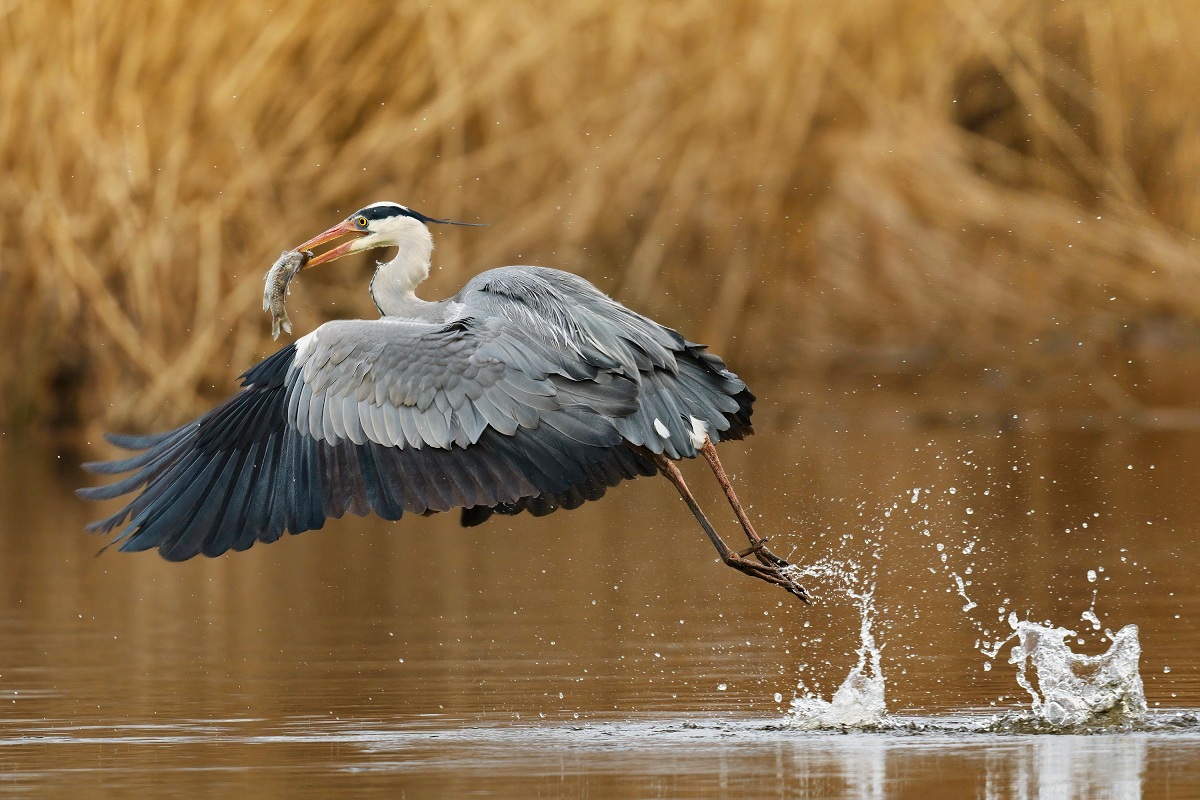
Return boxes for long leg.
[647,450,810,602]
[699,439,792,570]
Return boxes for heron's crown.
[352,202,485,228]
[356,202,421,222]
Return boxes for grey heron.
[79,202,809,602]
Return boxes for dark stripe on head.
[353,203,485,227]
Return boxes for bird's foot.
[737,537,769,558]
[722,547,812,604]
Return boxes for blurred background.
[4,0,1200,436]
[2,3,1200,793]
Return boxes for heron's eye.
[355,215,369,229]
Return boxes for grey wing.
[289,316,640,450]
[77,317,657,561]
[457,266,755,460]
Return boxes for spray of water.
[1005,618,1146,728]
[785,559,888,730]
[902,471,1149,730]
[778,471,1149,732]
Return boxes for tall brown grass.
[3,0,1199,433]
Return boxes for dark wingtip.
[81,457,144,475]
[104,431,159,449]
[461,506,494,527]
[81,511,128,535]
[158,542,202,562]
[76,485,112,501]
[81,460,129,475]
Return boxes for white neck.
[369,223,437,317]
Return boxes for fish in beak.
[292,219,367,269]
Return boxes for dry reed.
[2,0,1199,433]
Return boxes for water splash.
[779,478,1148,733]
[1007,619,1146,728]
[785,561,887,730]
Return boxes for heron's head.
[293,202,483,268]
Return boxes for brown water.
[2,399,1200,797]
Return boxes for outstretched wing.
[457,266,755,459]
[79,316,656,561]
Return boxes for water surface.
[1,401,1199,796]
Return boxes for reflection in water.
[0,715,1168,798]
[1,416,1199,796]
[782,729,1149,800]
[773,730,889,798]
[992,735,1147,800]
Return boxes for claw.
[761,553,813,604]
[774,566,813,605]
[722,553,812,604]
[779,567,813,604]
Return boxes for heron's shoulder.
[460,266,606,300]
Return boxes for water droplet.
[774,693,783,703]
[717,683,727,691]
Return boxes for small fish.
[263,250,311,340]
